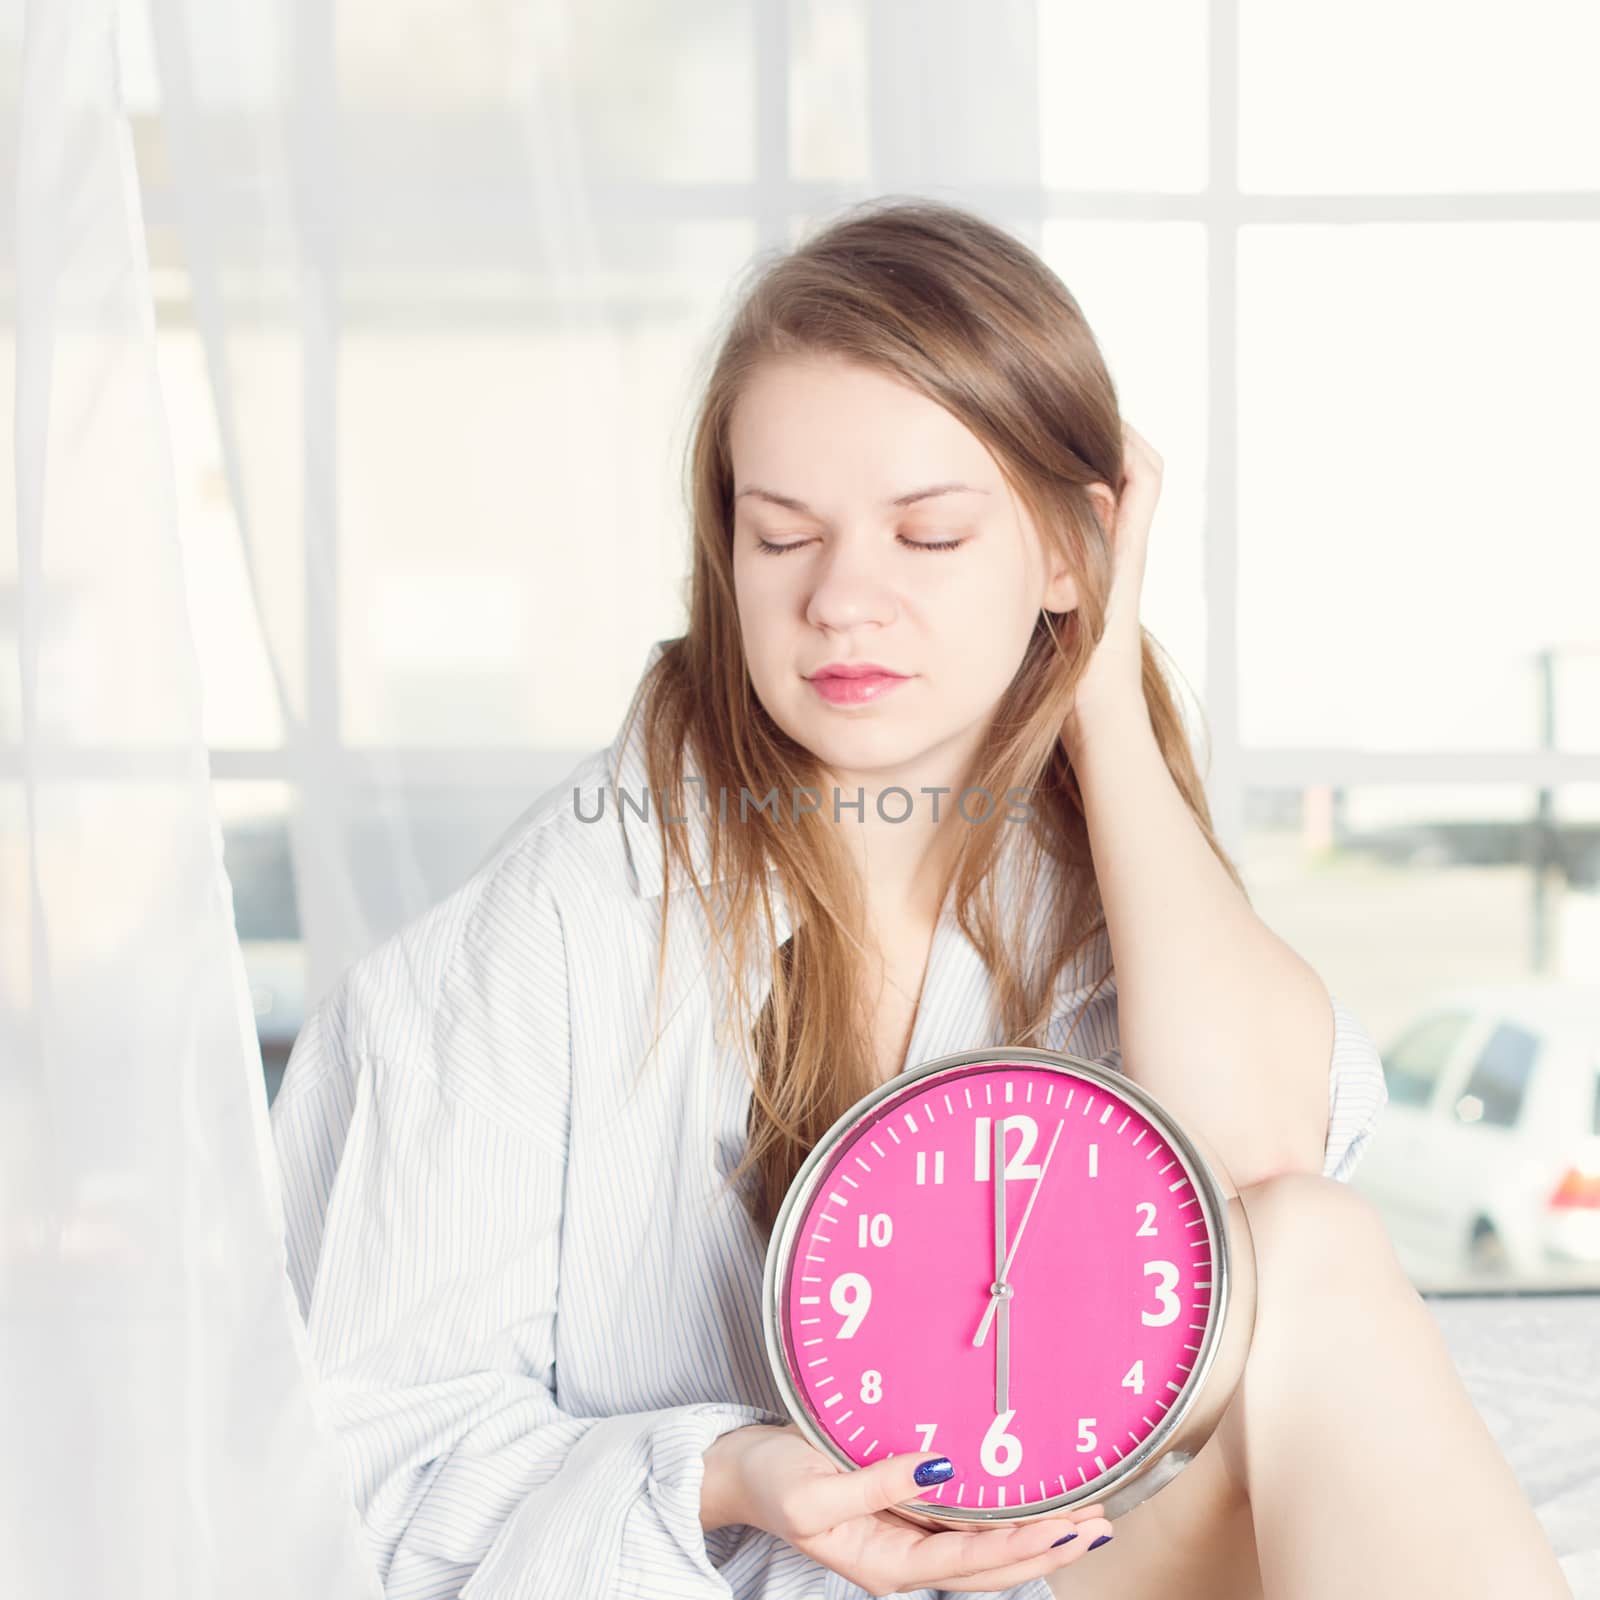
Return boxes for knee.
[1234,1171,1409,1300]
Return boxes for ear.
[1041,481,1119,615]
[1085,480,1118,537]
[1041,555,1079,615]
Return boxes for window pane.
[154,327,295,750]
[338,221,756,749]
[1240,0,1600,193]
[1040,0,1208,192]
[790,0,870,184]
[1238,223,1600,752]
[1458,1022,1541,1130]
[1385,1011,1473,1110]
[217,782,302,1107]
[1039,222,1208,703]
[1240,783,1600,1291]
[338,0,756,186]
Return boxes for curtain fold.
[2,2,379,1593]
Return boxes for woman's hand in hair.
[705,1422,1115,1595]
[1063,420,1164,754]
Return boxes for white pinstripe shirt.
[271,648,1388,1600]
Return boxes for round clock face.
[767,1053,1227,1520]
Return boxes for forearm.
[1063,693,1333,1187]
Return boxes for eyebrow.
[732,482,990,513]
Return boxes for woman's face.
[729,354,1087,787]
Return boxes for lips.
[805,665,912,707]
[807,662,908,681]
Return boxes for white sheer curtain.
[2,1,379,1594]
[1,1,1055,1593]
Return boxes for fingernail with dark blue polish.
[913,1457,955,1486]
[1050,1533,1079,1547]
[1089,1534,1114,1550]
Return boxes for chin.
[792,721,938,781]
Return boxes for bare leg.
[1218,1173,1572,1599]
[1047,1172,1571,1600]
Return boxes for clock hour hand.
[974,1116,1065,1349]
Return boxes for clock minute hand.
[974,1116,1064,1349]
[992,1117,1009,1412]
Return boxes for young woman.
[270,200,1570,1600]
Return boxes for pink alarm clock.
[762,1046,1258,1530]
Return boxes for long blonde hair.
[620,197,1246,1236]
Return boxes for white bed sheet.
[1426,1293,1600,1597]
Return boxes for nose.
[803,532,901,634]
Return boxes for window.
[104,0,1600,1292]
[1456,1022,1541,1130]
[1383,1011,1474,1111]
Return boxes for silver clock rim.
[759,1043,1236,1527]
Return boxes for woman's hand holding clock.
[701,1422,1114,1595]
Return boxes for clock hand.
[974,1116,1064,1349]
[993,1117,1009,1413]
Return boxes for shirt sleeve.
[269,839,783,1600]
[1320,991,1388,1183]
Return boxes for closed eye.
[754,533,969,556]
